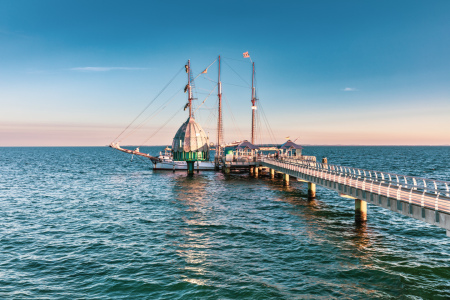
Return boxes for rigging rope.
[119,87,184,142]
[222,56,249,63]
[194,84,218,114]
[222,59,251,87]
[222,82,250,89]
[116,58,217,144]
[223,93,244,142]
[112,65,184,143]
[259,100,277,145]
[139,107,184,147]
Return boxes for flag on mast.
[201,68,207,74]
[243,51,250,58]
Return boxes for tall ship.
[110,53,306,173]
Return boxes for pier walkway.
[260,157,450,236]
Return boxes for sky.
[0,0,449,146]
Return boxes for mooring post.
[355,199,367,222]
[270,168,275,179]
[254,166,259,177]
[308,182,316,198]
[283,173,289,186]
[249,166,254,175]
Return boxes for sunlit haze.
[1,0,449,146]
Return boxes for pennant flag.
[201,68,207,74]
[243,51,250,58]
[285,136,290,139]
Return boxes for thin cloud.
[71,67,147,72]
[342,87,357,92]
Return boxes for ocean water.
[0,146,449,299]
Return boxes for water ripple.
[0,146,449,299]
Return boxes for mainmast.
[186,60,193,118]
[217,55,223,155]
[251,62,256,144]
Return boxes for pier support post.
[283,173,289,186]
[249,166,254,175]
[308,182,316,198]
[254,166,259,178]
[270,168,275,179]
[224,165,230,174]
[187,161,195,175]
[355,199,367,222]
[214,158,219,171]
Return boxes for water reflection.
[266,177,376,260]
[171,174,212,286]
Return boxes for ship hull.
[153,160,216,170]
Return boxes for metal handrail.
[262,157,450,197]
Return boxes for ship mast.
[251,62,256,144]
[217,55,223,155]
[187,60,193,118]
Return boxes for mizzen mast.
[251,62,256,144]
[217,55,223,156]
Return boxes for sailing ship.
[110,53,292,172]
[110,56,231,172]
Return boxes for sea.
[1,146,449,299]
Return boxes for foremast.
[185,60,193,118]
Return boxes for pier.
[109,56,450,237]
[224,155,450,236]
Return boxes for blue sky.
[1,0,449,146]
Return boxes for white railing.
[262,157,450,209]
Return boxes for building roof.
[279,140,303,150]
[172,117,209,153]
[235,140,259,150]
